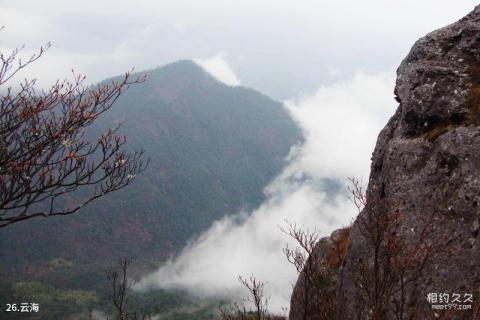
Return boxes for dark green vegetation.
[0,60,302,318]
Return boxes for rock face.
[291,5,480,320]
[289,228,351,320]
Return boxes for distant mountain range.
[0,60,303,285]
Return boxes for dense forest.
[0,60,303,319]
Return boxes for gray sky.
[3,0,479,313]
[0,1,478,99]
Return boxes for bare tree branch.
[0,40,148,227]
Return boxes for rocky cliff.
[291,5,480,320]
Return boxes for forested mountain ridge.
[0,60,302,281]
[289,6,480,319]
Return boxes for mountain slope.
[0,60,303,277]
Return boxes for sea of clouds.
[137,57,396,313]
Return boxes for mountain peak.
[154,59,206,76]
[145,59,220,87]
[2,57,303,285]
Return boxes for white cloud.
[1,1,476,98]
[0,7,54,45]
[195,54,241,86]
[137,72,397,313]
[285,72,395,179]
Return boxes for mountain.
[290,6,480,319]
[0,60,302,301]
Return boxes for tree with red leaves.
[0,39,148,228]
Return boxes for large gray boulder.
[291,5,480,320]
[339,5,480,319]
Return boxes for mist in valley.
[1,1,479,319]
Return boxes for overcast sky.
[0,1,478,99]
[3,0,479,313]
